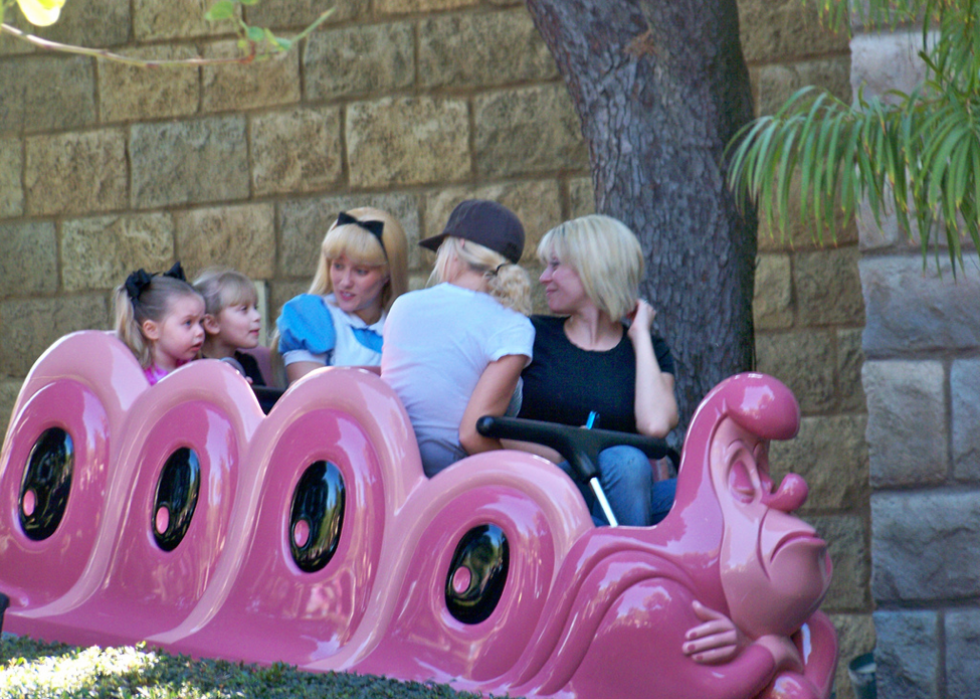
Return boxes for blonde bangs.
[321,224,388,270]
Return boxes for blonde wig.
[309,207,409,312]
[537,214,644,320]
[432,237,531,316]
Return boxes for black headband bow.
[124,261,186,303]
[337,212,386,258]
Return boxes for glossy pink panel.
[0,339,839,699]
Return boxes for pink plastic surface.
[0,331,838,699]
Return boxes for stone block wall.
[852,28,980,699]
[0,0,871,695]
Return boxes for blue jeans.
[559,445,676,527]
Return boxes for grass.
[0,634,486,699]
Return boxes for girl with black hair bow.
[114,262,206,386]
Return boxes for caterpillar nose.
[762,473,808,513]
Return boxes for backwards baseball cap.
[418,199,525,264]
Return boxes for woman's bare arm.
[459,354,528,456]
[285,360,324,384]
[628,300,679,437]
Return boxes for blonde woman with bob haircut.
[275,207,408,383]
[515,214,679,527]
[382,199,534,477]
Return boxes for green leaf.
[205,0,236,21]
[240,0,260,4]
[246,24,265,42]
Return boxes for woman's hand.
[682,601,746,664]
[626,299,656,342]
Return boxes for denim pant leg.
[595,445,654,526]
[557,446,663,527]
[650,477,677,524]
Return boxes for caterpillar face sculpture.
[0,331,837,699]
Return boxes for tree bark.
[525,0,758,439]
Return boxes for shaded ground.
[0,634,484,699]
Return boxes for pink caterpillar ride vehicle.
[0,330,837,699]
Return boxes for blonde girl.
[114,263,205,386]
[275,207,408,383]
[381,199,534,477]
[193,268,265,386]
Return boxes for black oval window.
[19,427,74,541]
[289,461,345,573]
[445,524,509,624]
[152,448,201,552]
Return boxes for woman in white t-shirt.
[382,200,534,477]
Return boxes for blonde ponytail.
[432,237,531,315]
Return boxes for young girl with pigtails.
[114,262,206,386]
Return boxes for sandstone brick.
[753,254,793,330]
[0,138,23,218]
[423,182,563,266]
[419,10,557,90]
[304,23,414,100]
[951,359,980,482]
[0,379,24,434]
[755,56,852,117]
[202,41,301,113]
[830,614,876,699]
[755,331,837,413]
[0,11,34,56]
[851,31,927,101]
[567,178,596,220]
[0,56,96,134]
[245,0,365,27]
[175,204,276,279]
[873,610,940,699]
[946,608,980,699]
[98,45,200,122]
[25,130,127,217]
[270,280,310,323]
[756,172,858,252]
[133,0,237,41]
[770,414,869,511]
[279,193,421,278]
[61,214,175,292]
[872,490,980,602]
[804,514,869,610]
[130,117,249,209]
[795,247,865,326]
[0,222,57,297]
[250,107,343,196]
[375,0,478,14]
[860,256,980,355]
[347,97,470,188]
[0,295,110,377]
[863,360,946,487]
[837,328,866,413]
[474,84,588,178]
[738,0,849,64]
[28,0,130,48]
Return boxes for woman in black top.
[516,214,679,526]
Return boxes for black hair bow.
[124,269,154,302]
[337,211,386,258]
[124,261,186,302]
[162,261,186,282]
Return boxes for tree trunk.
[525,0,758,440]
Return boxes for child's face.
[213,301,262,351]
[147,294,205,371]
[329,253,389,324]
